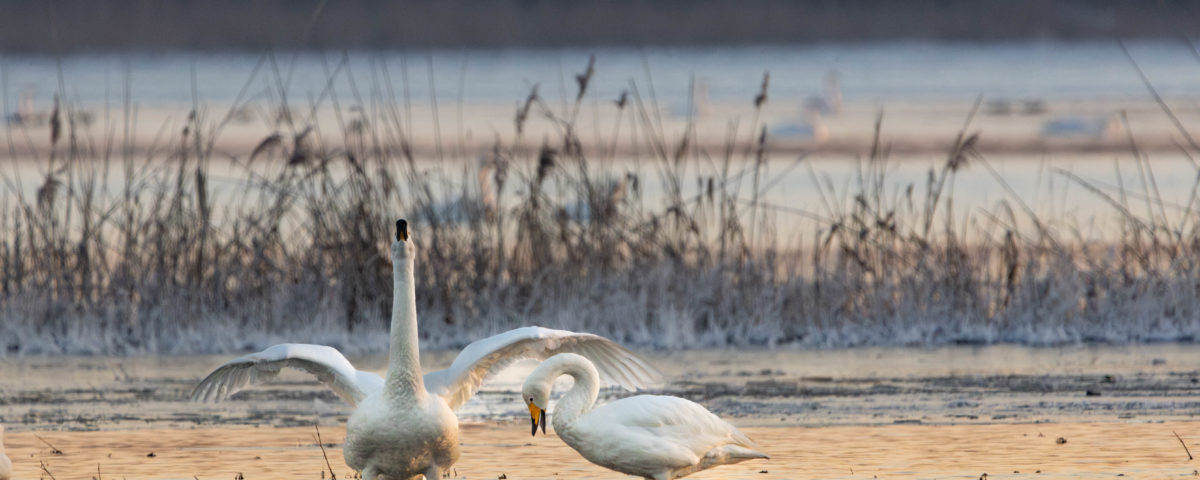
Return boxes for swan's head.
[522,382,550,436]
[391,218,414,258]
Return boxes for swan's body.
[523,353,767,480]
[340,226,453,480]
[1040,114,1121,140]
[193,221,659,480]
[345,382,458,480]
[0,425,12,480]
[6,87,43,126]
[771,107,829,144]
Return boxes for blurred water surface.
[3,41,1199,108]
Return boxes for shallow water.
[3,41,1200,108]
[2,344,1198,432]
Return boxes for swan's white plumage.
[191,343,381,406]
[524,353,767,480]
[1040,114,1121,140]
[0,425,11,480]
[423,326,660,409]
[770,108,829,144]
[190,327,659,410]
[191,224,660,480]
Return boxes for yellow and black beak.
[528,402,547,436]
[396,219,409,242]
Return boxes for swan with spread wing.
[191,219,660,480]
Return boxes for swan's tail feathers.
[726,445,770,460]
[671,445,767,478]
[701,445,770,468]
[725,424,760,449]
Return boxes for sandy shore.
[6,420,1200,479]
[3,345,1200,478]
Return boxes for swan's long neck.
[384,242,425,403]
[539,354,600,431]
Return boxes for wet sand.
[6,421,1200,479]
[3,345,1200,478]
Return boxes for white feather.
[424,326,661,409]
[190,327,659,409]
[191,343,381,406]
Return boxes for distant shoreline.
[0,0,1193,53]
[5,97,1198,159]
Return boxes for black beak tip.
[531,418,538,436]
[540,410,547,434]
[395,219,408,242]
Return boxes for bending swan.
[192,220,659,480]
[524,353,767,480]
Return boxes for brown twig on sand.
[1174,430,1194,460]
[40,460,58,480]
[34,433,64,454]
[315,424,337,479]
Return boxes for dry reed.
[2,56,1200,354]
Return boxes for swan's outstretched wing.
[191,344,383,406]
[424,326,662,410]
